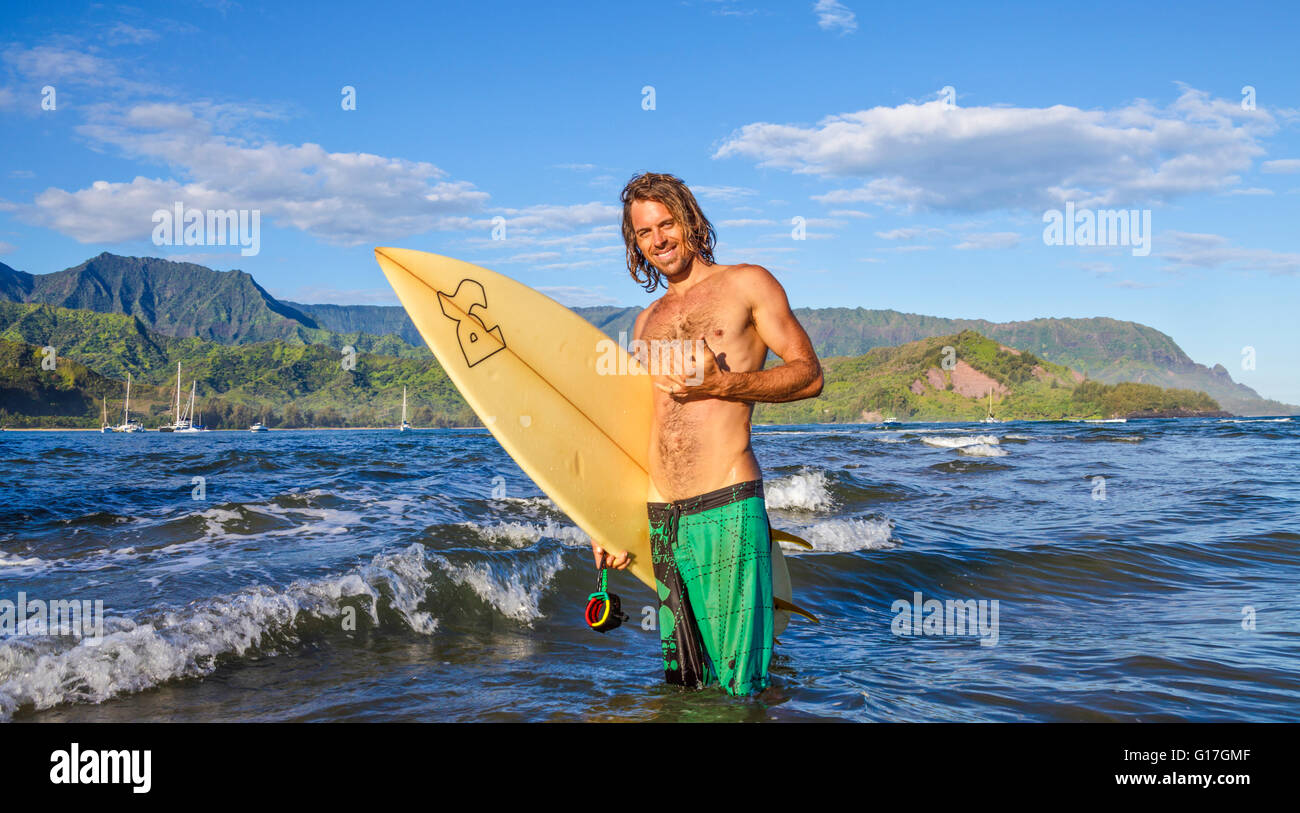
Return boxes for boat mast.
[124,372,131,425]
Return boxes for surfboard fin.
[774,597,819,623]
[771,528,813,550]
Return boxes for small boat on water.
[980,389,1001,424]
[249,422,268,432]
[174,381,208,433]
[159,362,180,432]
[111,373,145,432]
[399,386,411,432]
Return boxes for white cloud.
[716,86,1276,213]
[813,0,857,34]
[1161,231,1300,275]
[104,24,159,45]
[876,227,946,241]
[491,202,619,231]
[1,44,163,98]
[691,184,759,201]
[535,286,620,307]
[1075,261,1117,275]
[500,251,563,263]
[954,231,1020,250]
[720,218,777,227]
[1261,159,1300,174]
[21,102,490,245]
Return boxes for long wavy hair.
[620,172,716,292]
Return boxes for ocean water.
[0,419,1296,722]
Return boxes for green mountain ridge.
[1,253,1293,416]
[754,331,1224,424]
[0,306,1226,428]
[588,307,1287,416]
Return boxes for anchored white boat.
[980,389,1002,424]
[159,362,191,432]
[249,422,268,432]
[174,381,208,432]
[111,373,145,432]
[399,386,411,432]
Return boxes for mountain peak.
[4,253,318,343]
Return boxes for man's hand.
[591,541,630,570]
[655,335,729,401]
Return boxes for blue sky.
[1,0,1298,403]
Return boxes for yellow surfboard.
[373,247,815,635]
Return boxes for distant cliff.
[754,330,1224,424]
[1,253,1293,416]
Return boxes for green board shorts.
[648,479,774,696]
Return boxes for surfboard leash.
[585,568,629,633]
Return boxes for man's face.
[630,199,691,277]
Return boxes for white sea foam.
[921,434,1000,449]
[0,553,43,568]
[0,544,437,721]
[766,469,835,511]
[958,443,1008,457]
[797,517,897,553]
[431,549,567,623]
[465,520,590,548]
[1219,417,1292,423]
[495,496,560,510]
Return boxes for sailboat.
[174,381,208,433]
[399,386,411,431]
[159,362,184,432]
[112,373,145,432]
[980,389,1002,424]
[100,396,110,433]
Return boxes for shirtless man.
[591,172,823,696]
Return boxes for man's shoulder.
[719,262,780,295]
[720,262,774,282]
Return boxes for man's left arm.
[661,265,822,403]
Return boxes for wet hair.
[620,172,716,292]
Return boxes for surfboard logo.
[437,279,506,367]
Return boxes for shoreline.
[7,414,1288,432]
[0,425,488,432]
